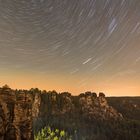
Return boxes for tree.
[99,92,105,97]
[2,84,10,89]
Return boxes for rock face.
[0,86,123,140]
[79,92,123,120]
[0,86,41,140]
[37,91,123,122]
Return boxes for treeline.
[107,97,140,121]
[34,116,140,140]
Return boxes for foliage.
[34,126,72,140]
[107,97,140,121]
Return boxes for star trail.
[0,0,140,96]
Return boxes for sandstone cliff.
[0,86,40,140]
[0,86,123,140]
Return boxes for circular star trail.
[0,0,140,96]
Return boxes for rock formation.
[0,86,41,140]
[79,92,123,120]
[0,86,123,140]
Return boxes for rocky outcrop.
[0,86,123,140]
[0,86,41,140]
[37,91,123,121]
[79,92,123,120]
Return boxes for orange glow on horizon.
[0,69,139,97]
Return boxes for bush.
[34,126,72,140]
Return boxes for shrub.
[34,126,72,140]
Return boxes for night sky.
[0,0,140,96]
